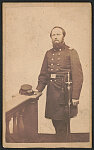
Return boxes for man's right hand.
[34,90,42,95]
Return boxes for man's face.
[51,28,64,45]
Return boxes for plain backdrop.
[3,3,91,134]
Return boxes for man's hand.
[34,90,42,95]
[72,99,79,106]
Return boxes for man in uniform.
[36,26,83,138]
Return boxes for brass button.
[59,49,61,51]
[56,68,59,71]
[51,58,54,61]
[53,53,55,55]
[51,64,53,66]
[51,68,53,71]
[50,80,52,82]
[55,80,56,82]
[57,64,59,66]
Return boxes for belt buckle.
[51,74,56,78]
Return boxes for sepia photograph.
[3,2,92,148]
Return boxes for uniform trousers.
[52,119,68,136]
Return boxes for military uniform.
[36,43,83,135]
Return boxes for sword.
[65,72,72,137]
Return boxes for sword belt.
[50,69,71,79]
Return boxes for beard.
[53,41,64,50]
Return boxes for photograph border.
[0,0,94,149]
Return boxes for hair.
[50,26,66,38]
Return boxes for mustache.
[52,40,59,43]
[54,39,59,41]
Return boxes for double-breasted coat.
[36,43,83,120]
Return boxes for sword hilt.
[65,72,72,86]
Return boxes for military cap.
[19,84,34,96]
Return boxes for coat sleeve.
[70,49,83,99]
[36,52,48,92]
